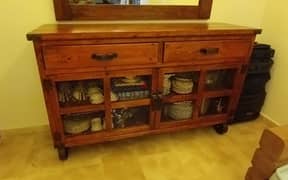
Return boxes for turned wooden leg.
[214,123,228,134]
[57,146,68,160]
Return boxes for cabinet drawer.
[164,40,252,63]
[43,43,159,69]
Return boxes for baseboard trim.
[260,112,280,126]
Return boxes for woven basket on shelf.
[64,117,91,134]
[172,77,194,94]
[167,102,193,120]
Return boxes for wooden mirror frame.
[53,0,213,20]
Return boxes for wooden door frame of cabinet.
[107,69,156,130]
[156,64,244,126]
[48,79,66,146]
[53,0,213,20]
[50,69,157,135]
[44,63,246,134]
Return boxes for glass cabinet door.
[55,78,106,136]
[54,71,154,135]
[56,79,104,107]
[163,71,199,96]
[200,66,240,117]
[161,101,195,122]
[112,106,150,129]
[62,111,105,135]
[160,70,200,123]
[111,75,151,102]
[200,96,230,116]
[204,68,237,91]
[110,73,153,129]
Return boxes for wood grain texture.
[27,22,261,159]
[199,0,213,18]
[71,5,200,20]
[27,23,261,41]
[53,0,72,20]
[53,0,213,21]
[164,40,252,63]
[43,43,159,69]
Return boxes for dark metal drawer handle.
[91,53,118,61]
[200,48,219,55]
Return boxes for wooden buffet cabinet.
[27,22,261,160]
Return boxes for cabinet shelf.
[199,113,229,120]
[64,125,150,147]
[64,128,106,138]
[160,119,192,127]
[63,118,150,140]
[162,93,197,103]
[111,125,150,134]
[111,98,151,109]
[202,90,233,97]
[159,118,227,130]
[59,104,105,115]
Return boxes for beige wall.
[211,0,266,27]
[0,0,268,129]
[258,0,288,125]
[0,0,55,129]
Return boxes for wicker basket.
[172,77,194,94]
[167,102,193,120]
[64,116,91,134]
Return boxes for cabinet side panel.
[33,41,60,146]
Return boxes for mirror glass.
[69,0,199,6]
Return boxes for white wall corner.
[260,111,280,126]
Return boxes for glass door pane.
[112,106,150,129]
[163,71,200,96]
[56,79,104,107]
[62,111,105,135]
[205,69,236,91]
[111,75,151,102]
[200,96,230,116]
[161,101,195,122]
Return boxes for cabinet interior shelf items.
[27,22,261,160]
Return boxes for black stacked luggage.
[231,43,274,123]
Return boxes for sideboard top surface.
[27,22,261,41]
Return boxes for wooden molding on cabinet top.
[53,0,213,20]
[27,22,261,41]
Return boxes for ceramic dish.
[167,102,193,120]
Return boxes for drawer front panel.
[43,43,159,69]
[164,40,251,63]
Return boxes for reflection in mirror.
[69,0,199,5]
